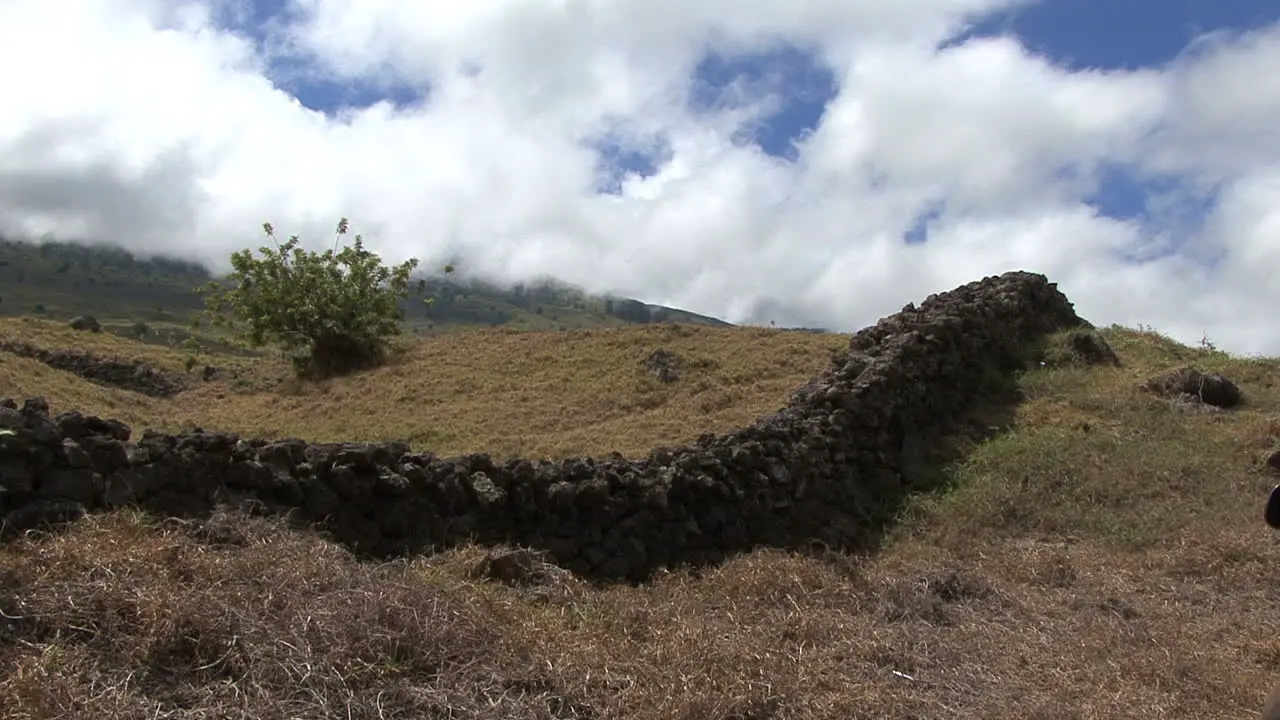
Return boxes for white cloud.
[1141,24,1280,179]
[1,0,1279,353]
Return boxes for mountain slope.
[0,236,736,333]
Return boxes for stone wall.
[0,340,186,397]
[0,271,1084,581]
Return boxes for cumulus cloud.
[1,0,1278,353]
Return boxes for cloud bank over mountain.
[1,0,1278,351]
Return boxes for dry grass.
[4,321,1280,718]
[2,320,847,459]
[0,317,221,376]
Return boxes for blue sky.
[226,0,429,113]
[946,0,1278,246]
[954,0,1280,70]
[924,0,1278,245]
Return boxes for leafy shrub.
[197,218,451,378]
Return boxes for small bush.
[197,218,451,378]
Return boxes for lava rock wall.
[0,271,1083,581]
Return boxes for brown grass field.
[3,317,1280,718]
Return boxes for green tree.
[197,218,452,378]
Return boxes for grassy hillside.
[0,236,735,334]
[2,319,1280,718]
[0,316,843,458]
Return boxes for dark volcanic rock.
[1143,366,1242,409]
[68,315,101,333]
[1066,329,1119,367]
[0,341,184,398]
[645,349,680,383]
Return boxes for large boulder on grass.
[1040,328,1119,368]
[1142,366,1242,409]
[68,315,101,333]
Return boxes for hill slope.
[2,306,1280,716]
[0,236,736,333]
[0,316,841,458]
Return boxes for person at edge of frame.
[1259,485,1280,720]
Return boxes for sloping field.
[2,320,1280,718]
[0,318,848,459]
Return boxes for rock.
[473,547,568,587]
[1066,329,1119,366]
[1143,367,1242,409]
[469,472,507,506]
[645,348,680,383]
[41,467,100,504]
[68,315,101,332]
[2,500,87,537]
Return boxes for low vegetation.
[3,309,1280,718]
[196,218,461,379]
